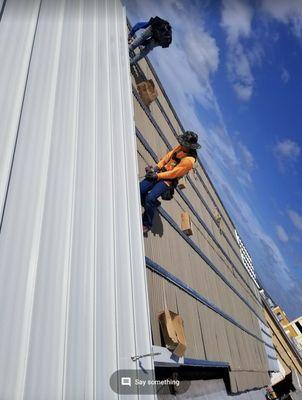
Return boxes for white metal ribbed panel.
[259,320,279,372]
[0,0,154,399]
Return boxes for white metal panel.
[0,0,154,399]
[0,0,41,223]
[259,319,279,372]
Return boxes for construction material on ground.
[181,212,193,236]
[158,309,187,357]
[137,79,158,106]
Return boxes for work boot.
[142,225,150,234]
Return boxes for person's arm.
[128,21,150,38]
[156,148,175,170]
[157,157,195,180]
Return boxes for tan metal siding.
[134,54,270,392]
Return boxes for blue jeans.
[129,26,159,65]
[140,178,170,228]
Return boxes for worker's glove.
[145,165,160,173]
[145,171,158,180]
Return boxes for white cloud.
[273,139,301,172]
[220,0,257,101]
[274,139,301,158]
[233,83,253,101]
[238,142,255,170]
[288,209,302,233]
[261,0,302,39]
[221,0,253,44]
[276,225,289,242]
[281,67,290,83]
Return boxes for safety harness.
[160,149,196,200]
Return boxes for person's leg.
[129,25,153,51]
[142,180,169,229]
[130,40,158,66]
[140,178,156,207]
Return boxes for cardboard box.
[158,309,187,357]
[181,212,193,236]
[137,79,158,106]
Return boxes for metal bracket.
[131,352,161,362]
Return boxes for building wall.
[263,302,302,377]
[285,317,302,339]
[284,318,302,355]
[273,306,291,327]
[235,229,258,285]
[132,55,271,392]
[0,2,154,399]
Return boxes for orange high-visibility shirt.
[156,145,195,182]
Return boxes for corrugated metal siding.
[259,319,279,372]
[0,1,154,399]
[132,52,270,392]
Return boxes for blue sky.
[125,0,302,320]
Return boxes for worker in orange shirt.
[140,131,201,233]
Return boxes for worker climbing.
[129,16,172,66]
[140,131,201,234]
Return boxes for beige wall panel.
[194,225,213,265]
[190,254,215,306]
[165,226,195,285]
[162,278,178,314]
[236,330,253,371]
[143,238,153,264]
[257,340,269,371]
[237,371,249,393]
[229,371,238,392]
[196,304,221,362]
[225,325,241,369]
[146,270,164,346]
[149,102,178,145]
[137,145,154,173]
[134,100,158,152]
[175,291,205,359]
[190,248,221,306]
[245,334,257,370]
[214,277,233,318]
[149,220,174,271]
[230,326,245,370]
[211,313,233,363]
